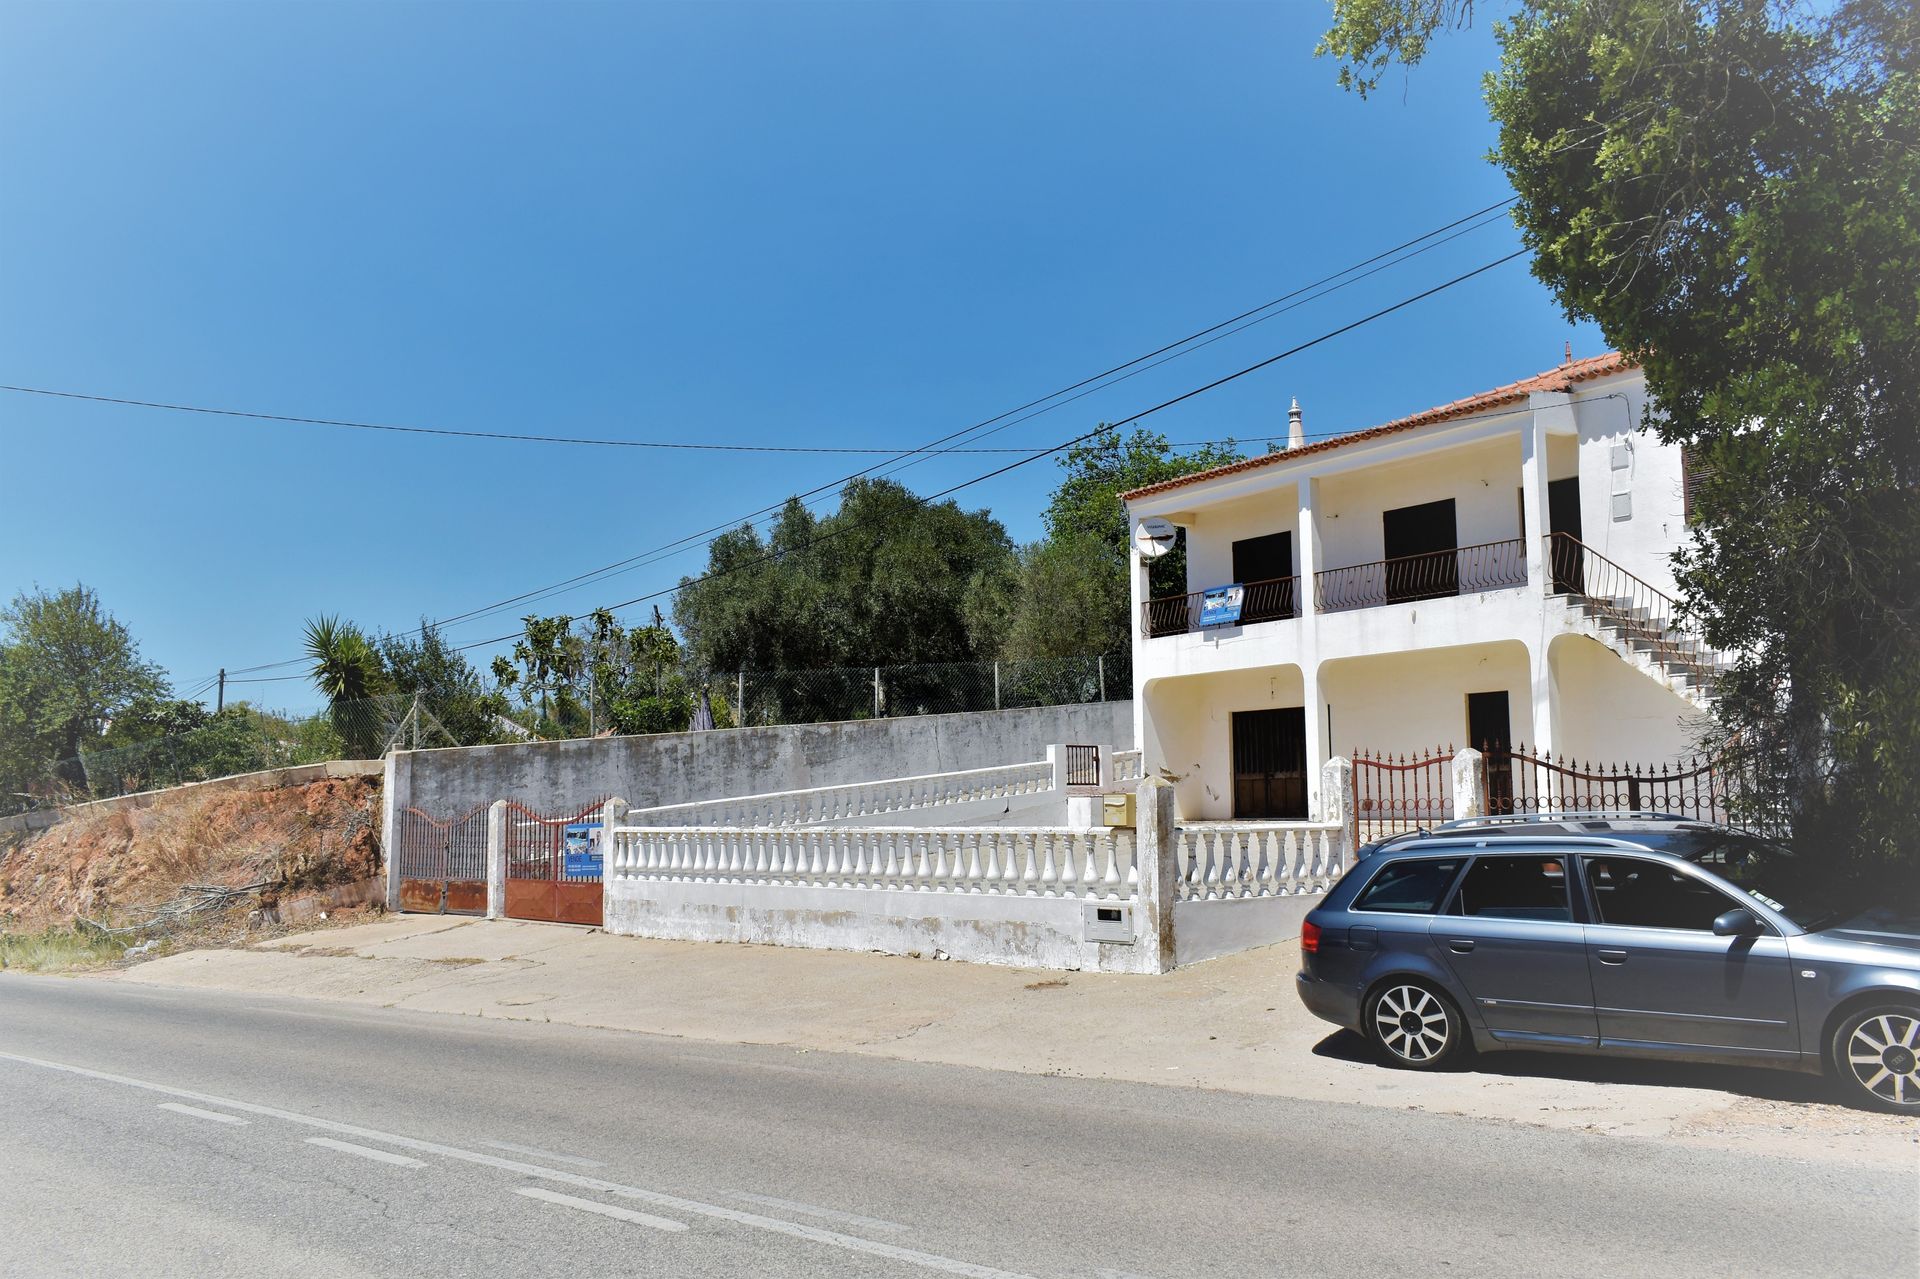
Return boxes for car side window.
[1583,856,1746,931]
[1352,858,1465,914]
[1447,854,1572,922]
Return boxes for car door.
[1578,854,1799,1058]
[1434,852,1599,1045]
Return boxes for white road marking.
[516,1186,688,1232]
[305,1136,427,1168]
[727,1191,910,1234]
[0,1050,1039,1279]
[483,1140,605,1168]
[157,1102,248,1126]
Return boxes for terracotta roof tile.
[1121,351,1637,503]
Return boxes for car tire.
[1829,1004,1920,1114]
[1365,979,1466,1071]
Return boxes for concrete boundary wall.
[1174,896,1316,967]
[0,759,383,837]
[395,701,1134,819]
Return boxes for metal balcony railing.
[1140,575,1299,638]
[1314,538,1528,614]
[1542,532,1724,681]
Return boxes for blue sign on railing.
[563,821,603,881]
[1198,584,1245,627]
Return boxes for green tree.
[0,585,166,803]
[302,615,390,757]
[376,622,508,746]
[998,427,1243,662]
[673,479,1018,719]
[1319,0,1920,885]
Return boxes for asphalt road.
[0,976,1911,1279]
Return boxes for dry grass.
[0,928,128,973]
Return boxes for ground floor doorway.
[1231,707,1308,819]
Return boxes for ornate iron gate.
[504,797,610,926]
[1351,747,1455,845]
[397,804,489,915]
[1492,746,1744,826]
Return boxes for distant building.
[1123,352,1715,822]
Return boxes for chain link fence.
[8,695,430,815]
[716,652,1129,728]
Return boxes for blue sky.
[0,1,1595,713]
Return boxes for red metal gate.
[1351,747,1455,845]
[504,797,610,926]
[397,804,489,915]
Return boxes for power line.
[439,250,1529,656]
[323,202,1522,644]
[171,201,1524,689]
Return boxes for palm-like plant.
[303,615,390,756]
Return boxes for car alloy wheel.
[1368,982,1458,1069]
[1839,1009,1920,1112]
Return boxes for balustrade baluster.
[1200,831,1222,900]
[1056,833,1078,895]
[964,831,985,892]
[1037,832,1059,897]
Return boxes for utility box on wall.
[1101,792,1136,828]
[1083,900,1134,944]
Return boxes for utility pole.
[216,669,226,712]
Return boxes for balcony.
[1141,575,1298,638]
[1314,538,1528,614]
[1140,539,1529,637]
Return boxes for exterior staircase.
[1545,534,1727,710]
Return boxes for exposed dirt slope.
[0,776,382,933]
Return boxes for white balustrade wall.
[1111,749,1143,783]
[1172,822,1349,900]
[620,760,1054,830]
[609,825,1137,899]
[597,786,1351,973]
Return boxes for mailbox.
[1101,792,1136,828]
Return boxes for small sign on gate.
[562,822,603,880]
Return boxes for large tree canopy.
[1321,0,1920,884]
[0,585,166,797]
[674,478,1016,675]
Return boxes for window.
[1584,856,1745,931]
[1353,858,1464,915]
[1449,855,1572,922]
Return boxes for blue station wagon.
[1295,818,1920,1112]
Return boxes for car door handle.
[1447,939,1476,953]
[1596,948,1628,964]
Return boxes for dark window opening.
[1232,531,1296,624]
[1466,691,1514,816]
[1381,499,1458,603]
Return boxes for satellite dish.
[1133,516,1177,560]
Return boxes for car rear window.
[1353,858,1464,914]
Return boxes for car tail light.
[1300,919,1321,955]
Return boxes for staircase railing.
[1543,533,1723,683]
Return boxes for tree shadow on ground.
[1309,1029,1840,1106]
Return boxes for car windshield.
[1623,830,1849,929]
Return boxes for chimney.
[1287,397,1305,450]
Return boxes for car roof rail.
[1437,811,1696,829]
[1384,833,1678,854]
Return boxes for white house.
[1123,351,1719,824]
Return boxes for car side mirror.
[1712,907,1763,937]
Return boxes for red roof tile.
[1121,351,1637,503]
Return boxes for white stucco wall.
[1571,372,1687,597]
[1143,665,1306,820]
[1547,634,1706,764]
[1182,488,1300,591]
[1312,435,1545,573]
[1173,894,1316,967]
[604,880,1154,973]
[1320,641,1533,756]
